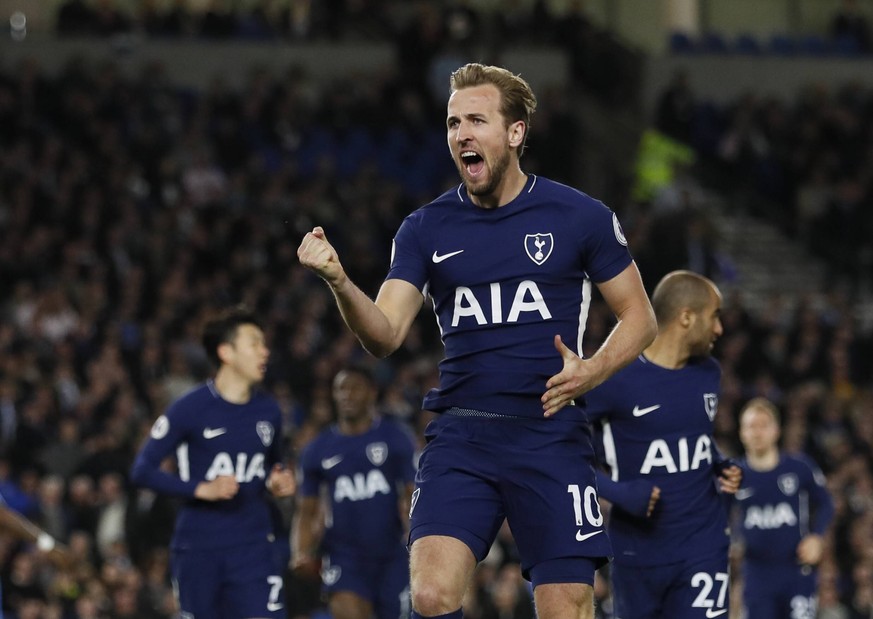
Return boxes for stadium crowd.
[0,2,869,619]
[654,67,873,292]
[52,0,639,111]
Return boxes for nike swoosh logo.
[575,530,602,542]
[267,602,284,611]
[432,249,464,263]
[632,404,661,417]
[705,609,727,618]
[203,427,227,439]
[321,455,343,469]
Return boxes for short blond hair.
[740,397,781,425]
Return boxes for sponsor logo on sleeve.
[613,213,628,246]
[151,416,170,439]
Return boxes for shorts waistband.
[444,407,519,419]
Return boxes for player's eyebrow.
[447,112,486,126]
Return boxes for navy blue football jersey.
[298,417,417,560]
[735,454,834,564]
[131,381,284,550]
[387,175,633,419]
[586,355,729,566]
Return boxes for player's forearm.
[292,498,323,560]
[0,507,49,546]
[292,519,322,561]
[0,507,71,568]
[131,459,198,498]
[812,491,836,535]
[595,471,656,518]
[589,306,657,387]
[329,277,400,358]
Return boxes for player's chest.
[742,468,803,505]
[614,376,719,436]
[192,412,277,454]
[319,437,393,483]
[426,220,582,289]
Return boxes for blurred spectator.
[831,0,871,53]
[56,0,95,36]
[199,0,236,39]
[40,417,87,481]
[92,0,131,36]
[655,69,695,145]
[160,0,196,37]
[36,475,68,542]
[94,473,127,560]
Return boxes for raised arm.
[543,262,656,416]
[298,227,423,357]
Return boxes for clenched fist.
[298,227,345,287]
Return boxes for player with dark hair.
[298,62,657,619]
[585,270,742,619]
[293,364,417,619]
[131,305,296,619]
[735,397,835,619]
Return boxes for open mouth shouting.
[461,150,485,179]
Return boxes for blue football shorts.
[742,561,818,619]
[611,548,730,619]
[321,549,410,619]
[171,538,285,619]
[408,411,611,587]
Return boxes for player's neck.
[338,412,376,435]
[642,335,690,370]
[212,369,254,404]
[469,167,527,210]
[746,448,779,471]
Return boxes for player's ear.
[217,341,233,365]
[678,308,694,328]
[508,120,525,149]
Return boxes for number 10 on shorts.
[567,484,604,527]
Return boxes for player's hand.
[267,464,296,498]
[542,335,601,417]
[717,465,742,494]
[297,227,346,287]
[646,486,661,518]
[195,475,239,501]
[797,533,825,565]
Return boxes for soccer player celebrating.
[735,397,835,619]
[586,270,742,619]
[298,62,656,619]
[293,365,417,619]
[131,306,295,619]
